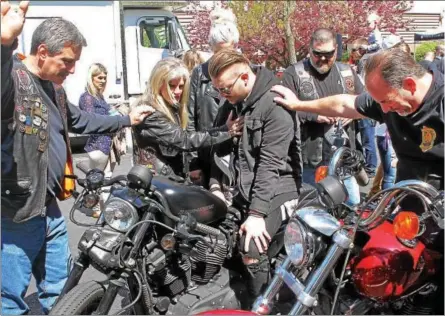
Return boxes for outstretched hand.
[1,1,29,46]
[128,105,155,125]
[271,85,302,111]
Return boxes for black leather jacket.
[210,66,302,216]
[132,108,231,177]
[187,61,221,133]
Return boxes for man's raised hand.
[1,1,29,46]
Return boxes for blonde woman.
[132,58,242,179]
[79,63,116,216]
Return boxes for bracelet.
[248,209,265,218]
[209,187,221,193]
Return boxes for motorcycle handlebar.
[77,174,127,189]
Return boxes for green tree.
[414,41,444,61]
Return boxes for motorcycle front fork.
[92,272,145,315]
[56,252,90,304]
[252,230,352,315]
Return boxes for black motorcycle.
[50,164,319,315]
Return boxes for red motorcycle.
[199,151,444,315]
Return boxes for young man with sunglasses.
[281,28,365,186]
[207,49,302,304]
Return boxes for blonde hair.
[138,58,190,129]
[86,63,107,99]
[182,49,204,73]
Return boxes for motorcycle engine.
[190,234,229,284]
[146,249,192,297]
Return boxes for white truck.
[16,0,191,147]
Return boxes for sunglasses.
[214,73,243,95]
[312,49,336,59]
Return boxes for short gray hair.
[364,48,426,89]
[30,18,87,55]
[208,21,240,48]
[310,28,336,47]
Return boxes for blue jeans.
[357,119,378,176]
[376,136,396,189]
[343,175,360,207]
[1,199,72,315]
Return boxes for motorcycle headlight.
[103,197,139,232]
[284,219,316,267]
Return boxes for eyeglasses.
[214,73,243,95]
[311,49,336,59]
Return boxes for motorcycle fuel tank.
[349,220,435,301]
[152,176,227,225]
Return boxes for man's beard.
[309,58,332,74]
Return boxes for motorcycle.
[50,163,320,315]
[200,148,444,315]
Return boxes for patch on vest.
[345,77,354,93]
[16,69,36,94]
[301,81,315,95]
[419,126,436,152]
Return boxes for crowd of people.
[1,1,444,315]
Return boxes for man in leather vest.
[1,3,153,314]
[281,28,364,185]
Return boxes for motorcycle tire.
[49,281,105,315]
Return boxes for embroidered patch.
[38,142,47,152]
[33,107,42,117]
[16,69,32,92]
[19,114,27,122]
[25,126,33,134]
[341,69,353,77]
[301,81,315,95]
[39,130,48,140]
[18,124,26,133]
[345,77,354,92]
[419,126,436,152]
[33,116,42,127]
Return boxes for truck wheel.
[49,281,105,315]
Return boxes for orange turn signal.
[393,211,420,240]
[315,166,329,183]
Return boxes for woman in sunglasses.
[132,58,242,180]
